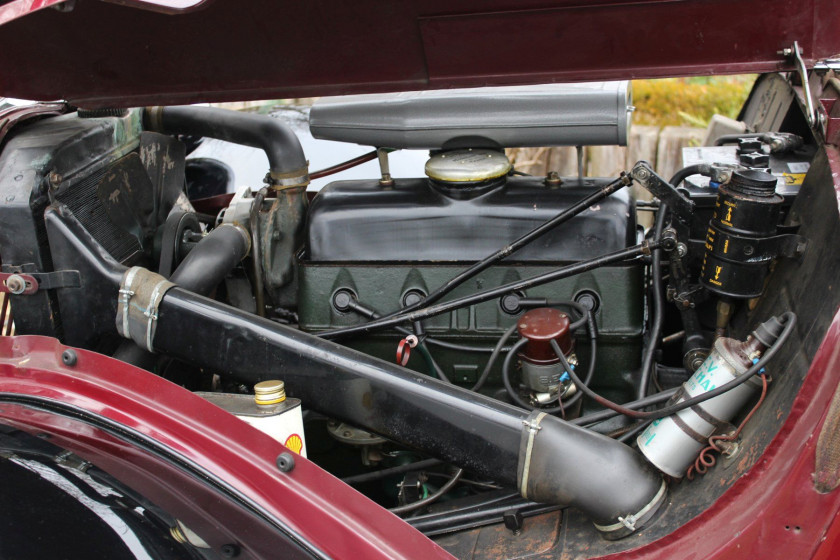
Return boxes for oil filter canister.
[700,169,783,298]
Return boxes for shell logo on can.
[284,433,303,454]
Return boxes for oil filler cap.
[254,380,286,405]
[425,148,511,184]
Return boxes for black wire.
[638,201,667,399]
[417,341,450,383]
[571,388,679,426]
[499,329,596,415]
[471,323,519,392]
[389,465,464,516]
[469,299,589,394]
[341,458,443,485]
[550,311,796,420]
[617,419,653,443]
[344,298,500,353]
[423,336,501,354]
[561,309,597,410]
[501,338,536,410]
[637,164,715,398]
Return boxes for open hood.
[0,0,839,108]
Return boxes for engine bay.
[1,72,838,558]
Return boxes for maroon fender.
[0,335,453,560]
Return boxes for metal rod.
[310,150,378,180]
[322,239,658,340]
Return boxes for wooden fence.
[507,125,705,227]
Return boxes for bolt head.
[220,543,240,558]
[5,275,26,294]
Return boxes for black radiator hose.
[112,223,250,368]
[169,224,250,295]
[44,206,666,541]
[144,106,308,187]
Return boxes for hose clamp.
[116,267,176,352]
[266,167,310,190]
[518,411,547,499]
[593,479,667,538]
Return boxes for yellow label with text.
[783,173,806,185]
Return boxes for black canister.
[700,169,783,298]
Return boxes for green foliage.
[632,76,756,128]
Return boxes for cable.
[686,373,769,479]
[321,240,660,339]
[323,176,631,337]
[571,388,679,426]
[389,468,464,515]
[471,323,519,392]
[638,201,667,399]
[501,338,535,410]
[342,458,443,485]
[669,164,711,189]
[550,311,795,420]
[423,337,501,354]
[638,164,716,398]
[617,419,653,443]
[500,319,597,415]
[416,341,450,383]
[425,472,503,490]
[562,309,597,410]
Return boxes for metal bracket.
[617,514,637,532]
[0,270,81,295]
[670,283,708,309]
[779,41,817,128]
[630,161,695,224]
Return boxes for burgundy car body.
[1,1,840,559]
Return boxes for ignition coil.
[636,316,785,477]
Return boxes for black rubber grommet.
[61,349,77,367]
[276,452,296,473]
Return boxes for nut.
[4,274,26,295]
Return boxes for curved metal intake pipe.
[144,105,309,297]
[44,206,667,540]
[143,106,308,188]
